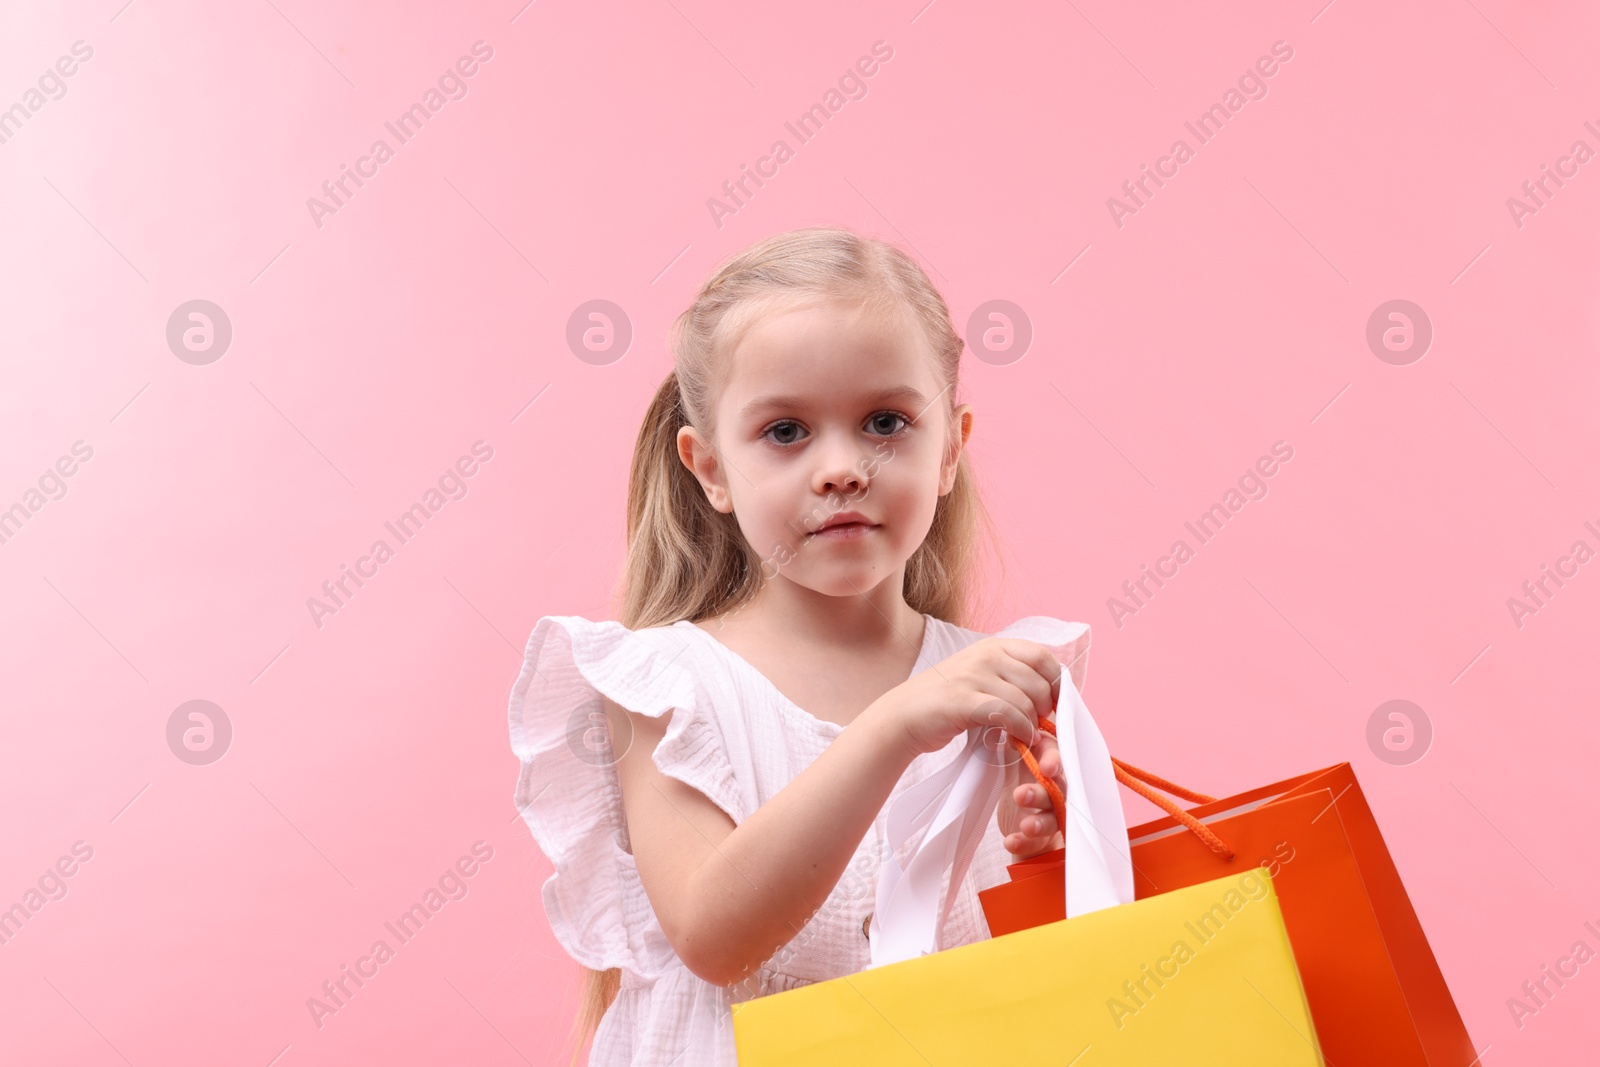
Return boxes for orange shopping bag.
[980,750,1480,1067]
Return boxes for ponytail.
[615,370,764,630]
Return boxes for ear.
[677,425,734,513]
[937,404,974,496]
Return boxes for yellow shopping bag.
[734,711,1323,1064]
[732,867,1324,1065]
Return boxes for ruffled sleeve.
[506,615,748,979]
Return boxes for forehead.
[719,298,939,418]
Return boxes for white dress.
[507,611,1095,1066]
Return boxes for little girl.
[508,227,1115,1065]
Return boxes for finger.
[1015,778,1062,809]
[1003,825,1055,851]
[991,655,1055,725]
[992,640,1063,719]
[1006,735,1060,807]
[1021,811,1058,838]
[1005,783,1057,826]
[982,697,1037,747]
[1003,815,1059,855]
[1014,782,1049,809]
[987,679,1039,734]
[1035,731,1061,779]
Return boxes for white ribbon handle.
[867,660,1134,968]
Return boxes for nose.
[810,428,869,497]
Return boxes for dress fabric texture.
[507,611,1094,1066]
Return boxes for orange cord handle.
[1008,718,1236,861]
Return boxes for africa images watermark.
[0,39,94,148]
[706,39,895,229]
[1106,39,1296,229]
[1106,863,1289,1030]
[1505,118,1600,230]
[0,841,96,949]
[1107,440,1296,628]
[1506,919,1600,1031]
[1366,699,1432,766]
[1504,518,1600,630]
[305,41,495,229]
[306,441,494,629]
[0,440,94,548]
[305,841,494,1029]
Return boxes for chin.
[792,565,898,598]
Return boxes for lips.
[808,511,878,536]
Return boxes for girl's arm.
[609,693,915,987]
[608,637,1058,988]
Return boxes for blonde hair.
[560,225,1004,1064]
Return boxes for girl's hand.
[997,727,1065,858]
[871,637,1062,764]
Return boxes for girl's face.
[678,297,973,601]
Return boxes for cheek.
[876,460,942,528]
[728,472,800,538]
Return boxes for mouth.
[807,514,879,540]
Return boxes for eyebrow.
[739,385,930,420]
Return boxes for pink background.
[2,0,1595,1062]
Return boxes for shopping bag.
[732,868,1324,1064]
[979,759,1480,1067]
[731,719,1326,1064]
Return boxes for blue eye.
[867,411,910,437]
[764,420,804,446]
